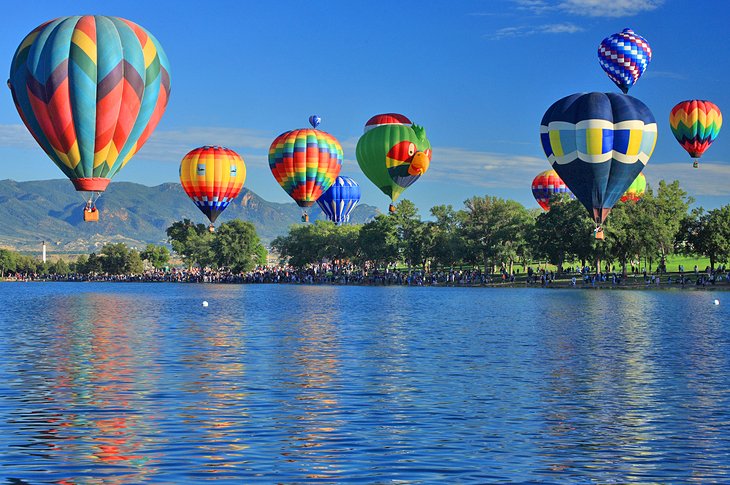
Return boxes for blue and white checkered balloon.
[598,28,652,94]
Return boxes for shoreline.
[3,276,729,291]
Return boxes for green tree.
[0,249,17,277]
[73,254,88,273]
[391,200,428,269]
[683,205,730,270]
[460,196,532,274]
[635,180,692,271]
[50,258,70,275]
[603,200,643,276]
[141,244,170,270]
[212,219,267,272]
[272,223,326,268]
[532,196,594,272]
[166,219,214,268]
[358,214,399,269]
[84,253,103,275]
[427,205,464,270]
[100,243,131,274]
[326,223,361,264]
[127,250,144,274]
[14,254,38,275]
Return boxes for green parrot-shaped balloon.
[356,113,432,213]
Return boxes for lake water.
[0,282,729,483]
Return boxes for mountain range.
[0,179,379,253]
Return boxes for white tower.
[42,241,47,264]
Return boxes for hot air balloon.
[269,123,343,222]
[540,92,657,239]
[598,28,651,94]
[531,169,574,211]
[316,176,361,224]
[308,115,321,129]
[180,146,246,231]
[620,173,646,203]
[8,16,171,221]
[670,100,722,168]
[356,113,432,213]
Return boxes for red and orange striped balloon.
[180,146,246,226]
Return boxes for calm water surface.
[0,282,729,483]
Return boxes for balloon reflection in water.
[177,310,250,475]
[29,292,162,482]
[273,287,345,480]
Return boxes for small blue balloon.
[316,176,361,224]
[309,115,321,129]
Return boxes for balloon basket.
[301,213,309,223]
[83,207,99,222]
[389,204,396,214]
[208,224,215,233]
[594,228,605,240]
[693,160,699,169]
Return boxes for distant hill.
[0,179,380,252]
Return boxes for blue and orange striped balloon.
[8,16,171,194]
[269,128,343,210]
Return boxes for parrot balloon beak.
[408,151,430,176]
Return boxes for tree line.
[0,219,267,277]
[271,179,730,276]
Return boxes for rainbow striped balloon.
[531,169,573,211]
[8,16,171,194]
[180,146,246,226]
[269,128,343,210]
[670,100,722,167]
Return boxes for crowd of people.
[6,263,730,289]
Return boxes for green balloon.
[356,114,432,211]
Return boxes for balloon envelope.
[540,92,657,224]
[180,146,246,224]
[620,173,646,203]
[670,100,722,162]
[598,28,651,94]
[531,169,573,211]
[308,115,321,129]
[356,113,432,209]
[269,128,343,208]
[8,16,171,193]
[316,176,361,224]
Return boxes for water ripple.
[0,283,729,483]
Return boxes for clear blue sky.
[1,0,729,214]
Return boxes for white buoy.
[202,301,209,307]
[714,299,719,305]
